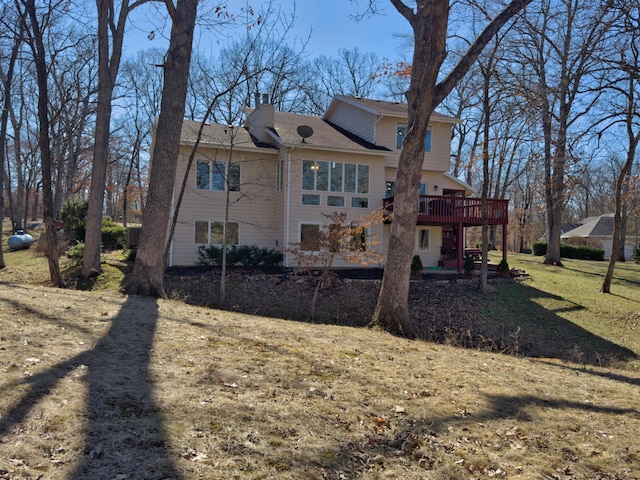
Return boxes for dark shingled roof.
[180,121,278,150]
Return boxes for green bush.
[66,241,85,266]
[411,254,423,271]
[60,196,88,241]
[123,248,137,262]
[633,247,640,264]
[560,243,604,261]
[532,241,547,256]
[198,244,284,267]
[101,218,126,250]
[531,241,604,261]
[463,256,475,273]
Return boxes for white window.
[416,228,430,250]
[194,220,239,245]
[302,160,369,194]
[276,160,284,192]
[300,223,321,251]
[396,123,432,152]
[196,160,240,191]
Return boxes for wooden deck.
[383,195,508,226]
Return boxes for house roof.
[180,121,277,151]
[560,214,615,238]
[327,95,460,124]
[266,110,390,153]
[182,110,392,155]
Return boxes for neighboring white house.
[167,95,508,270]
[561,214,636,259]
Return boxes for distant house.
[167,95,508,271]
[561,214,636,259]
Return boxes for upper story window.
[276,160,284,192]
[385,181,427,198]
[303,160,369,194]
[396,124,432,152]
[196,159,240,191]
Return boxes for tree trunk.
[0,24,22,269]
[370,2,448,337]
[22,0,63,287]
[602,137,637,293]
[83,0,145,277]
[125,0,198,297]
[370,0,533,335]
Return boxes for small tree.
[288,210,385,321]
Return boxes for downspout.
[285,146,293,267]
[373,113,384,145]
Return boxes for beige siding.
[170,146,280,266]
[382,224,444,270]
[381,120,452,173]
[325,102,377,143]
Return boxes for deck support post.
[457,221,464,273]
[502,223,508,263]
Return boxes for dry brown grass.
[1,282,639,479]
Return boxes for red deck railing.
[383,195,508,226]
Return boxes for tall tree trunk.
[125,0,198,297]
[0,24,22,268]
[83,0,147,277]
[22,0,63,286]
[370,0,533,336]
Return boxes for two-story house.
[167,95,508,271]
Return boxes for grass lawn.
[0,230,638,479]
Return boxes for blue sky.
[278,0,410,60]
[123,1,411,62]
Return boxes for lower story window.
[300,223,320,251]
[416,228,430,250]
[327,195,345,207]
[195,221,209,244]
[195,220,239,245]
[351,197,369,208]
[350,227,368,252]
[302,194,321,205]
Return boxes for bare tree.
[369,0,533,337]
[0,5,23,269]
[599,1,640,293]
[125,0,198,297]
[18,0,63,286]
[512,0,615,266]
[83,0,151,278]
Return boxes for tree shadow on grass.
[488,281,638,366]
[0,294,179,480]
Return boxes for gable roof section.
[561,214,615,238]
[180,120,277,151]
[254,109,390,154]
[325,95,460,124]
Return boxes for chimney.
[246,92,275,144]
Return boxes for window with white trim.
[302,160,369,194]
[300,223,320,251]
[276,160,284,192]
[416,228,430,250]
[396,124,432,152]
[196,160,240,191]
[194,220,239,245]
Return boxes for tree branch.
[434,0,534,106]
